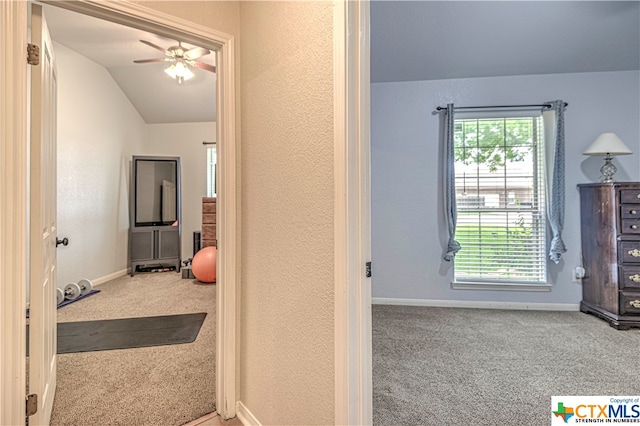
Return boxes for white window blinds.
[206,146,217,197]
[453,115,547,283]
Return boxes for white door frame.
[0,0,238,421]
[0,2,28,425]
[334,1,373,425]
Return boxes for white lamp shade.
[583,132,632,156]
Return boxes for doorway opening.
[28,1,237,423]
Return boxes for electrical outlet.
[573,266,586,282]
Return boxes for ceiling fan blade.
[133,58,170,64]
[184,46,210,60]
[140,39,169,55]
[192,61,216,73]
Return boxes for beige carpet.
[50,272,216,426]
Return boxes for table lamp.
[583,132,632,183]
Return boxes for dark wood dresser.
[579,182,640,329]
[202,197,217,248]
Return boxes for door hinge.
[27,43,40,66]
[365,261,372,278]
[26,393,38,417]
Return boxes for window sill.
[451,281,552,292]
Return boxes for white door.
[29,4,58,424]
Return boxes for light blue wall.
[371,70,640,305]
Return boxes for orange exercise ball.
[192,246,217,283]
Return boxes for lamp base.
[600,155,617,183]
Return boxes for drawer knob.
[636,194,640,199]
[632,225,638,230]
[630,274,640,283]
[630,300,640,308]
[632,210,638,215]
[628,249,640,257]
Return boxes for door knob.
[56,237,68,247]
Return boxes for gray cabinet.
[129,156,181,276]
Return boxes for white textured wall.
[145,122,216,259]
[239,2,335,424]
[371,71,640,304]
[56,42,147,287]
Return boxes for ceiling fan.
[133,40,216,84]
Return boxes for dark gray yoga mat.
[28,313,207,355]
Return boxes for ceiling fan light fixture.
[164,61,194,84]
[136,39,215,83]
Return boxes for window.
[453,115,547,283]
[206,146,217,197]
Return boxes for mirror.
[133,157,179,227]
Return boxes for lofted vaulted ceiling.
[41,3,216,124]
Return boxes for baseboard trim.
[30,267,126,309]
[372,297,580,311]
[236,401,262,426]
[91,269,128,287]
[182,411,218,426]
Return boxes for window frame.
[206,145,217,198]
[451,112,550,288]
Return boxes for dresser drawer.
[619,266,640,289]
[621,219,640,234]
[202,213,216,224]
[620,292,640,315]
[621,190,640,204]
[620,242,640,263]
[621,205,640,218]
[202,224,216,240]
